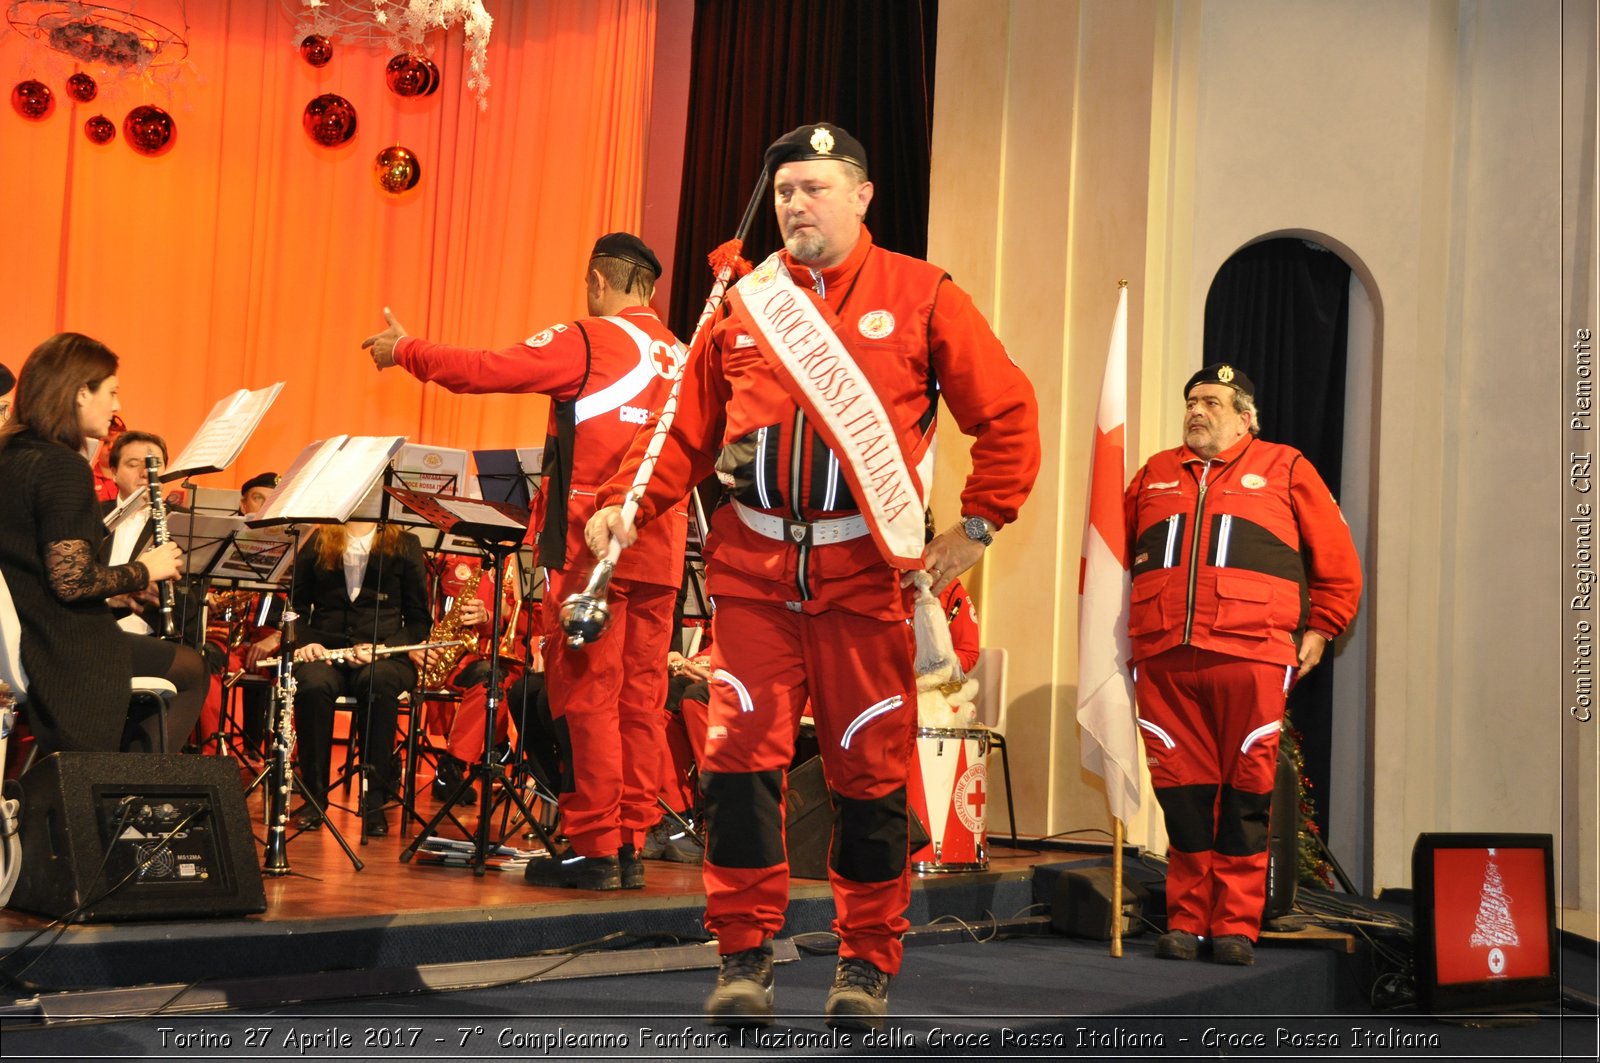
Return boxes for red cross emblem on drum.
[649,340,684,380]
[954,767,987,833]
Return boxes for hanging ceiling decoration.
[6,1,190,74]
[287,1,493,110]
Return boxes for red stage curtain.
[0,1,657,488]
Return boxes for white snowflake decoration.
[294,0,494,109]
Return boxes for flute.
[143,453,177,640]
[250,638,468,671]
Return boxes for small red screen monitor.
[1411,833,1558,1014]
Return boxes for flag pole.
[1111,279,1128,961]
[1111,816,1125,957]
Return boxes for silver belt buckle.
[782,518,812,547]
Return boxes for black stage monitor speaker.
[11,752,266,922]
[784,756,929,881]
[1050,866,1149,939]
[1262,744,1300,924]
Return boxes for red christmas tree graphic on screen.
[1435,846,1549,984]
[1467,850,1520,974]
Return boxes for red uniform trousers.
[659,687,709,812]
[1134,646,1292,939]
[699,598,916,975]
[444,658,520,763]
[542,568,675,857]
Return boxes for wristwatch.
[960,515,996,546]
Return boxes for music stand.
[472,447,543,509]
[386,488,557,874]
[195,521,297,757]
[244,434,405,875]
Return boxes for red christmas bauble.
[124,105,176,156]
[374,145,421,194]
[84,114,116,144]
[302,93,358,148]
[300,35,333,68]
[385,54,430,98]
[66,72,98,104]
[11,80,54,121]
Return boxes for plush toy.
[910,572,978,728]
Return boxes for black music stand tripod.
[388,491,557,874]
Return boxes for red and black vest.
[1127,438,1312,668]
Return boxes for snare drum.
[908,726,990,872]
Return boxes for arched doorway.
[1203,234,1379,891]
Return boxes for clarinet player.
[0,333,206,755]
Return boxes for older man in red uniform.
[1126,363,1361,966]
[588,124,1040,1031]
[364,233,688,890]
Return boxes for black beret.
[590,232,661,278]
[240,471,279,496]
[763,122,868,177]
[1184,362,1256,398]
[0,362,13,397]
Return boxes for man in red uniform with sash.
[363,233,688,890]
[588,125,1040,1030]
[1125,364,1361,966]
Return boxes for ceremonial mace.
[560,169,770,647]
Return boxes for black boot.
[432,753,476,804]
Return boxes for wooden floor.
[0,753,1050,931]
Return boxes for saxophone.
[419,566,485,688]
[495,557,525,665]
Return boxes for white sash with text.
[729,254,925,567]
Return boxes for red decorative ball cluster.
[385,54,440,98]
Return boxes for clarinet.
[263,607,298,876]
[143,453,177,640]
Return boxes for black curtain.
[669,0,938,338]
[1202,237,1352,842]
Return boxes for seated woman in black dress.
[289,520,429,835]
[0,333,206,756]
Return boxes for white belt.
[733,500,870,547]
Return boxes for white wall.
[932,0,1589,910]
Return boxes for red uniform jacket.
[599,230,1040,620]
[1124,435,1362,668]
[395,307,688,588]
[940,578,981,675]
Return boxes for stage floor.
[2,759,1594,1062]
[0,763,1051,931]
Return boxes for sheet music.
[208,524,297,585]
[190,486,240,515]
[436,498,526,530]
[164,512,245,573]
[248,435,406,525]
[165,382,286,480]
[349,442,471,522]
